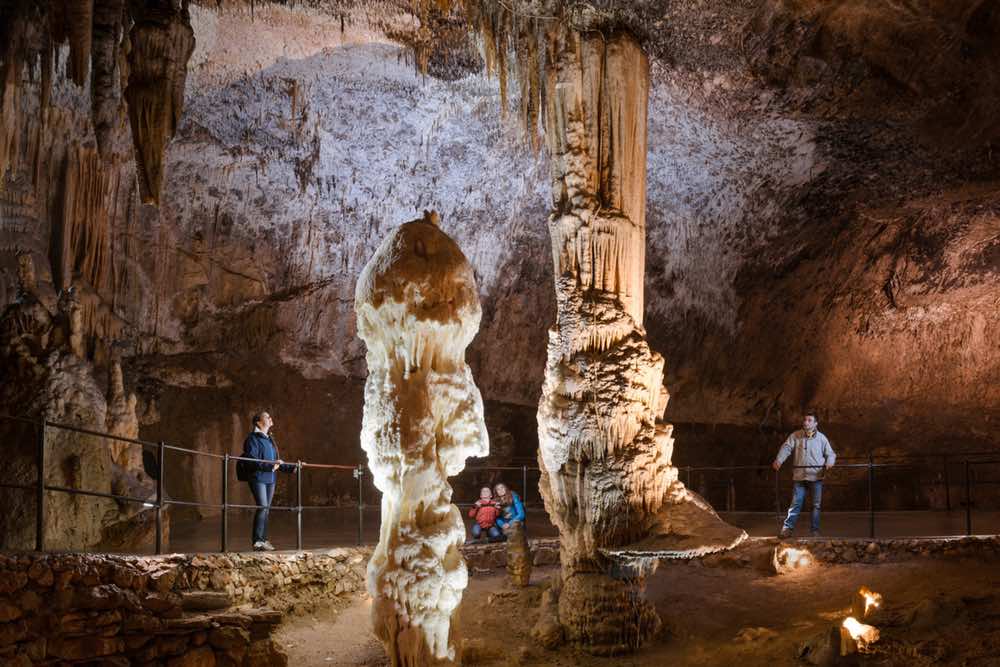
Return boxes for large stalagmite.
[536,27,746,654]
[355,211,489,666]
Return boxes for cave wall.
[1,1,998,518]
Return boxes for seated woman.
[467,486,502,543]
[493,482,526,538]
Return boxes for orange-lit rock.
[536,25,744,654]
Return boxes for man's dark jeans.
[249,481,275,544]
[783,480,823,534]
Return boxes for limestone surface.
[536,26,745,654]
[356,211,489,666]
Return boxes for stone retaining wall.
[0,548,370,666]
[701,535,1000,571]
[461,538,560,573]
[787,535,1000,564]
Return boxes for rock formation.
[0,256,114,550]
[505,520,532,587]
[535,26,745,654]
[0,254,158,551]
[355,211,489,666]
[125,1,196,205]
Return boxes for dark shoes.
[779,528,792,538]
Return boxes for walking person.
[773,410,836,538]
[238,412,295,551]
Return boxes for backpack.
[235,456,251,482]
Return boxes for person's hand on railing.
[273,459,281,471]
[771,461,781,471]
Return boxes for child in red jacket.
[468,486,502,543]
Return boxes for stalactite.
[515,16,541,150]
[124,0,195,205]
[92,0,126,159]
[66,0,95,86]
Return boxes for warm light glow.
[780,547,814,568]
[860,586,882,617]
[842,616,879,649]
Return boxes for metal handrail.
[4,413,1000,554]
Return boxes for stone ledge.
[700,535,1000,570]
[460,538,560,572]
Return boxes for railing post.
[868,454,875,539]
[355,464,364,546]
[522,465,528,505]
[943,454,951,512]
[222,454,229,553]
[35,419,46,552]
[965,459,972,536]
[156,441,165,555]
[728,474,735,512]
[296,461,303,551]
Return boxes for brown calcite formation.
[125,0,195,205]
[0,256,154,552]
[536,26,745,654]
[105,358,140,466]
[505,521,533,587]
[66,0,95,87]
[91,0,126,159]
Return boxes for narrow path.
[275,594,386,666]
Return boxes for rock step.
[180,590,232,611]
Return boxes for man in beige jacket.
[773,410,836,537]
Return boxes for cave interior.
[1,0,999,666]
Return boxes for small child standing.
[468,486,502,543]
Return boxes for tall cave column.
[355,211,489,666]
[536,28,746,654]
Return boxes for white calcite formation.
[355,211,489,666]
[536,27,746,654]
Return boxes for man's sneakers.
[252,541,276,552]
[810,530,821,538]
[778,527,792,539]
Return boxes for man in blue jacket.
[242,412,295,551]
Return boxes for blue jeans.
[471,524,501,541]
[783,480,823,533]
[249,481,275,544]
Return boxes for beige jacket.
[775,430,836,481]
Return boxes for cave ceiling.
[1,0,998,453]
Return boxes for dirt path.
[275,595,385,666]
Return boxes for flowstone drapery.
[356,211,489,666]
[536,27,747,654]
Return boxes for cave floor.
[274,550,1000,666]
